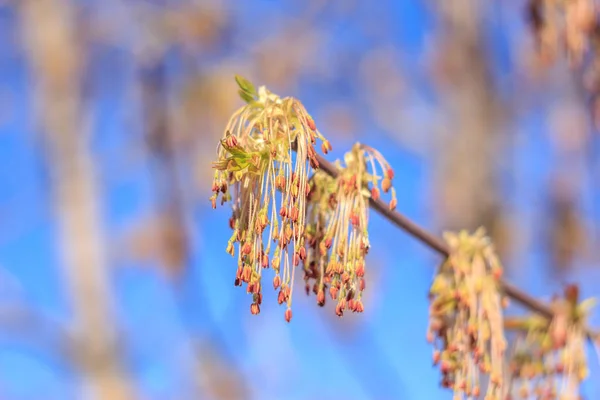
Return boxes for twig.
[314,152,600,341]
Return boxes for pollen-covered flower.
[303,143,397,316]
[211,75,328,321]
[505,285,594,400]
[427,228,507,399]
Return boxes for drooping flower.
[304,143,397,316]
[505,284,594,399]
[427,228,507,399]
[211,75,328,321]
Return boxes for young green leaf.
[235,75,257,96]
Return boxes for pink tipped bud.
[356,262,365,277]
[324,237,333,249]
[386,168,394,180]
[321,140,332,154]
[262,254,269,268]
[359,278,366,291]
[298,247,306,260]
[241,242,252,255]
[433,350,441,365]
[371,187,380,200]
[285,308,293,323]
[382,178,392,193]
[335,303,344,317]
[220,182,228,193]
[317,290,325,306]
[290,206,299,222]
[307,118,316,131]
[293,253,300,266]
[329,285,339,300]
[273,275,281,290]
[279,207,287,218]
[389,198,397,211]
[211,197,217,209]
[242,266,252,283]
[212,182,220,193]
[355,300,364,313]
[250,303,260,315]
[350,212,360,227]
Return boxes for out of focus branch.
[18,1,134,398]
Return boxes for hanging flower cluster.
[210,76,329,322]
[427,228,508,399]
[505,284,594,399]
[303,143,397,316]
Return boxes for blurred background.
[0,0,599,399]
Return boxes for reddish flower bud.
[492,267,503,280]
[348,299,356,311]
[307,117,316,131]
[317,290,325,306]
[341,271,350,284]
[278,289,286,304]
[324,237,333,249]
[229,217,236,230]
[472,386,480,397]
[262,254,269,268]
[279,207,287,218]
[356,262,365,277]
[321,140,332,154]
[335,303,344,317]
[285,308,293,323]
[386,168,394,180]
[371,187,380,200]
[381,178,392,193]
[275,175,286,191]
[355,300,364,313]
[329,285,339,300]
[242,242,252,255]
[212,182,220,193]
[242,265,252,283]
[293,253,300,266]
[389,198,397,211]
[359,278,366,291]
[290,206,299,222]
[220,182,228,194]
[432,350,440,365]
[250,303,260,315]
[440,360,452,374]
[273,275,281,290]
[350,212,360,227]
[234,278,242,287]
[298,246,306,260]
[211,197,217,209]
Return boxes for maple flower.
[210,75,328,321]
[505,285,594,400]
[427,228,507,399]
[304,143,397,316]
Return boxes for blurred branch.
[18,1,134,398]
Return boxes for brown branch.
[314,152,600,340]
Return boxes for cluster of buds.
[211,76,328,322]
[527,0,596,65]
[427,228,508,399]
[505,284,593,399]
[303,143,397,317]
